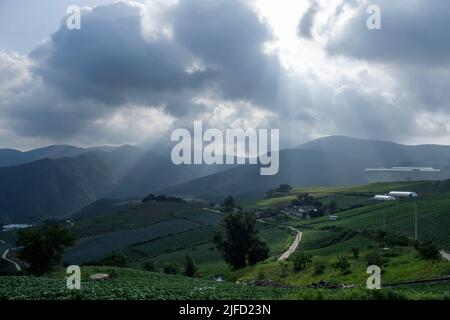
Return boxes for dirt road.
[1,248,21,272]
[440,250,450,261]
[278,227,302,261]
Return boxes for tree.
[334,255,351,275]
[248,239,270,265]
[351,247,360,260]
[154,195,168,202]
[414,240,440,260]
[276,184,293,193]
[223,195,235,212]
[101,252,127,267]
[163,262,179,275]
[142,194,154,202]
[213,211,269,269]
[16,224,76,275]
[293,251,311,271]
[183,255,198,277]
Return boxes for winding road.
[203,208,302,261]
[440,250,450,261]
[1,248,21,272]
[278,227,302,261]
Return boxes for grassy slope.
[255,181,450,249]
[233,180,450,297]
[3,180,450,300]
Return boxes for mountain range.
[2,136,450,224]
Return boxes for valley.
[1,136,450,300]
[1,178,450,299]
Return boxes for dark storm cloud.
[31,0,283,109]
[31,2,214,107]
[3,0,285,141]
[326,0,450,66]
[298,0,318,39]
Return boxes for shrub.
[334,255,351,275]
[414,240,440,260]
[313,260,327,275]
[293,251,312,272]
[384,233,411,247]
[364,249,386,267]
[100,252,127,267]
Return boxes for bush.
[384,233,411,247]
[293,251,312,272]
[100,252,127,267]
[313,260,327,275]
[163,262,179,275]
[334,255,351,275]
[364,249,386,267]
[414,240,440,260]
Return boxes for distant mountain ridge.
[2,136,450,223]
[161,136,450,200]
[0,153,118,224]
[0,144,233,223]
[0,144,118,167]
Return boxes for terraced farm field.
[71,201,206,237]
[65,201,231,264]
[128,226,221,258]
[66,219,201,264]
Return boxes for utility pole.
[415,199,418,240]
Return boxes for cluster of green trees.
[16,224,76,275]
[266,184,293,199]
[142,256,198,277]
[142,194,185,203]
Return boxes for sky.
[0,0,450,150]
